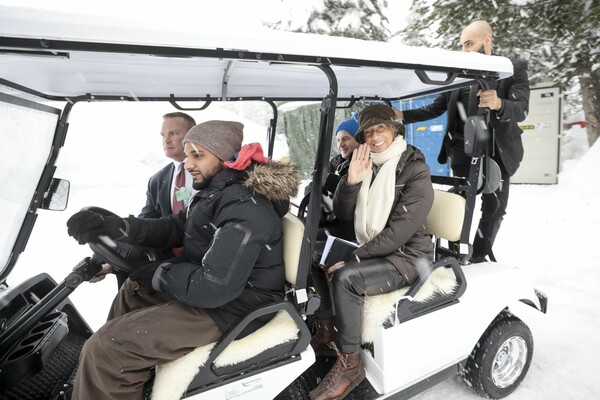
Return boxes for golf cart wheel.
[463,317,533,399]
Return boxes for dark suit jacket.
[139,163,174,218]
[403,58,530,176]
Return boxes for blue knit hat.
[335,114,360,137]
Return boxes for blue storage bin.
[393,96,450,177]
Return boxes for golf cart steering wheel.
[80,206,158,274]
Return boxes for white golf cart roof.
[0,6,513,101]
[0,6,514,283]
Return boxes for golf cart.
[0,7,547,400]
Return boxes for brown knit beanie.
[183,120,244,161]
[355,104,405,144]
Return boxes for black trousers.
[472,172,510,260]
[452,155,510,261]
[312,258,406,353]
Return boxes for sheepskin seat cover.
[152,310,299,400]
[152,266,457,399]
[361,265,458,343]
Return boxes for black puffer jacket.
[125,162,300,334]
[333,145,434,284]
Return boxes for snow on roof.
[0,5,514,100]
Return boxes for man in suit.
[394,20,530,263]
[92,112,197,284]
[139,112,197,218]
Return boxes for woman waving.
[310,104,434,400]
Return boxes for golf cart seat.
[361,189,467,343]
[151,213,310,400]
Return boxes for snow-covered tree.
[268,0,391,41]
[266,0,391,175]
[401,0,600,145]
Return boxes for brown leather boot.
[310,318,337,356]
[309,343,365,400]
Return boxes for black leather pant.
[312,258,406,353]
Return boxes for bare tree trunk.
[580,72,600,146]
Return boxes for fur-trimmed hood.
[244,161,301,202]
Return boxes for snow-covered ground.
[7,104,600,399]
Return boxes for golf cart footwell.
[1,331,85,400]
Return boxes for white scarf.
[354,136,407,245]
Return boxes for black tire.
[463,317,533,399]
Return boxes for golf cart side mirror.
[41,178,70,211]
[463,115,489,158]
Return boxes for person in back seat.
[304,114,360,240]
[309,105,434,400]
[308,115,360,355]
[65,120,300,400]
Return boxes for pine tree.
[401,0,600,145]
[269,0,391,41]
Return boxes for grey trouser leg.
[330,259,406,353]
[72,279,223,400]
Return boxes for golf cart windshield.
[0,94,61,276]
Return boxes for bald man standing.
[395,20,530,264]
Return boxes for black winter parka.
[125,162,299,334]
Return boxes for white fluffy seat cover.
[152,263,458,399]
[152,310,299,400]
[361,263,458,343]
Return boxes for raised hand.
[347,143,372,186]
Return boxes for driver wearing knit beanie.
[183,120,243,161]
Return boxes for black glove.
[129,260,164,293]
[67,210,126,245]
